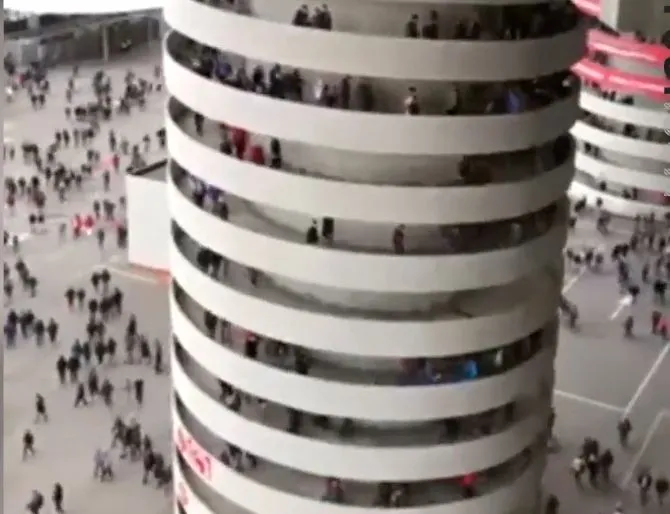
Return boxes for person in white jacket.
[313,78,325,103]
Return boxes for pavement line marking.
[609,295,632,320]
[554,389,625,412]
[104,265,160,284]
[620,409,669,489]
[562,270,585,293]
[624,344,670,416]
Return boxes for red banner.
[587,30,670,65]
[175,427,213,481]
[572,60,669,100]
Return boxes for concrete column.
[158,16,168,42]
[26,14,39,30]
[101,24,110,62]
[147,18,154,46]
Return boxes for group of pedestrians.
[564,210,670,338]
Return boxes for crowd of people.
[176,28,577,117]
[276,0,582,40]
[399,2,578,41]
[565,210,670,337]
[4,50,171,514]
[4,5,669,514]
[556,208,670,513]
[564,429,668,509]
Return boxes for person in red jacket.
[112,153,120,173]
[83,214,95,233]
[72,214,83,238]
[230,126,248,159]
[459,473,476,498]
[247,144,265,166]
[657,315,668,340]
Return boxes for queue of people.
[291,1,579,41]
[175,93,572,188]
[175,157,558,257]
[177,29,577,118]
[216,0,579,40]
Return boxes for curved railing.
[164,0,583,81]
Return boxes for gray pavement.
[3,50,173,514]
[545,215,670,514]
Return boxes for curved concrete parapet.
[166,0,576,511]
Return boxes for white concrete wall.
[126,172,170,272]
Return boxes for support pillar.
[101,24,110,62]
[146,17,154,46]
[158,16,168,43]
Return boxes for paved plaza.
[546,215,670,514]
[4,49,669,514]
[3,49,173,514]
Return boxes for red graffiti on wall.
[175,427,212,480]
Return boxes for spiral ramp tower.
[570,45,670,218]
[163,0,583,513]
